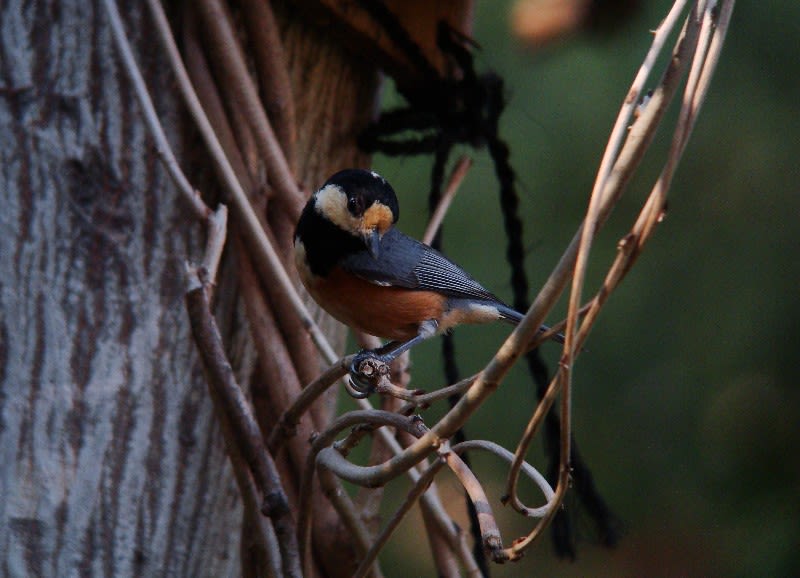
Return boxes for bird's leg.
[354,319,438,367]
[348,320,438,396]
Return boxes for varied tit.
[294,169,555,383]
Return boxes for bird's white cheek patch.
[314,184,360,232]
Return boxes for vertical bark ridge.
[0,3,242,576]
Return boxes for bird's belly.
[307,268,445,341]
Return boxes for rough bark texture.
[0,1,381,576]
[0,2,242,576]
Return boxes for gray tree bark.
[0,0,385,575]
[0,2,242,576]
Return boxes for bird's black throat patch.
[296,201,368,277]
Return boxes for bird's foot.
[346,350,393,398]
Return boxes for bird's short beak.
[366,229,381,259]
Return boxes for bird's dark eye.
[347,195,365,215]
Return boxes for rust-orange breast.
[309,266,445,341]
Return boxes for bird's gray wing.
[339,228,500,302]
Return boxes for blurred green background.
[363,1,800,576]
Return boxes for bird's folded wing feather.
[339,229,500,302]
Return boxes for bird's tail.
[496,303,565,344]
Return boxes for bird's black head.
[310,169,399,257]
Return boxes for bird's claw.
[346,351,392,398]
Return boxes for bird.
[294,168,555,386]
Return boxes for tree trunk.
[0,2,245,576]
[0,0,382,576]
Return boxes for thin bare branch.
[351,456,446,578]
[102,0,211,221]
[317,465,383,578]
[185,271,301,578]
[332,399,480,576]
[197,354,282,576]
[566,1,700,359]
[436,441,504,561]
[300,409,480,575]
[512,4,707,362]
[590,0,691,203]
[503,466,571,561]
[195,0,303,213]
[418,486,467,578]
[297,411,420,576]
[236,0,298,172]
[694,1,736,114]
[267,356,353,453]
[454,440,553,518]
[397,374,479,413]
[505,2,705,518]
[504,371,561,515]
[182,4,261,194]
[423,155,473,245]
[104,0,229,291]
[500,1,735,558]
[374,380,424,402]
[574,0,735,349]
[323,414,480,578]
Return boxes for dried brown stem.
[418,496,465,578]
[454,440,553,518]
[182,5,330,468]
[504,370,561,515]
[104,0,230,291]
[437,443,504,561]
[181,7,259,194]
[195,0,303,213]
[501,1,735,558]
[351,456,446,578]
[423,155,473,245]
[102,0,211,221]
[297,411,422,576]
[317,465,383,578]
[301,408,480,574]
[397,374,479,413]
[235,0,298,172]
[185,272,301,578]
[201,206,229,291]
[184,6,323,392]
[352,347,412,532]
[575,0,735,348]
[504,1,703,521]
[237,247,319,440]
[346,399,480,564]
[346,423,481,578]
[267,356,352,453]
